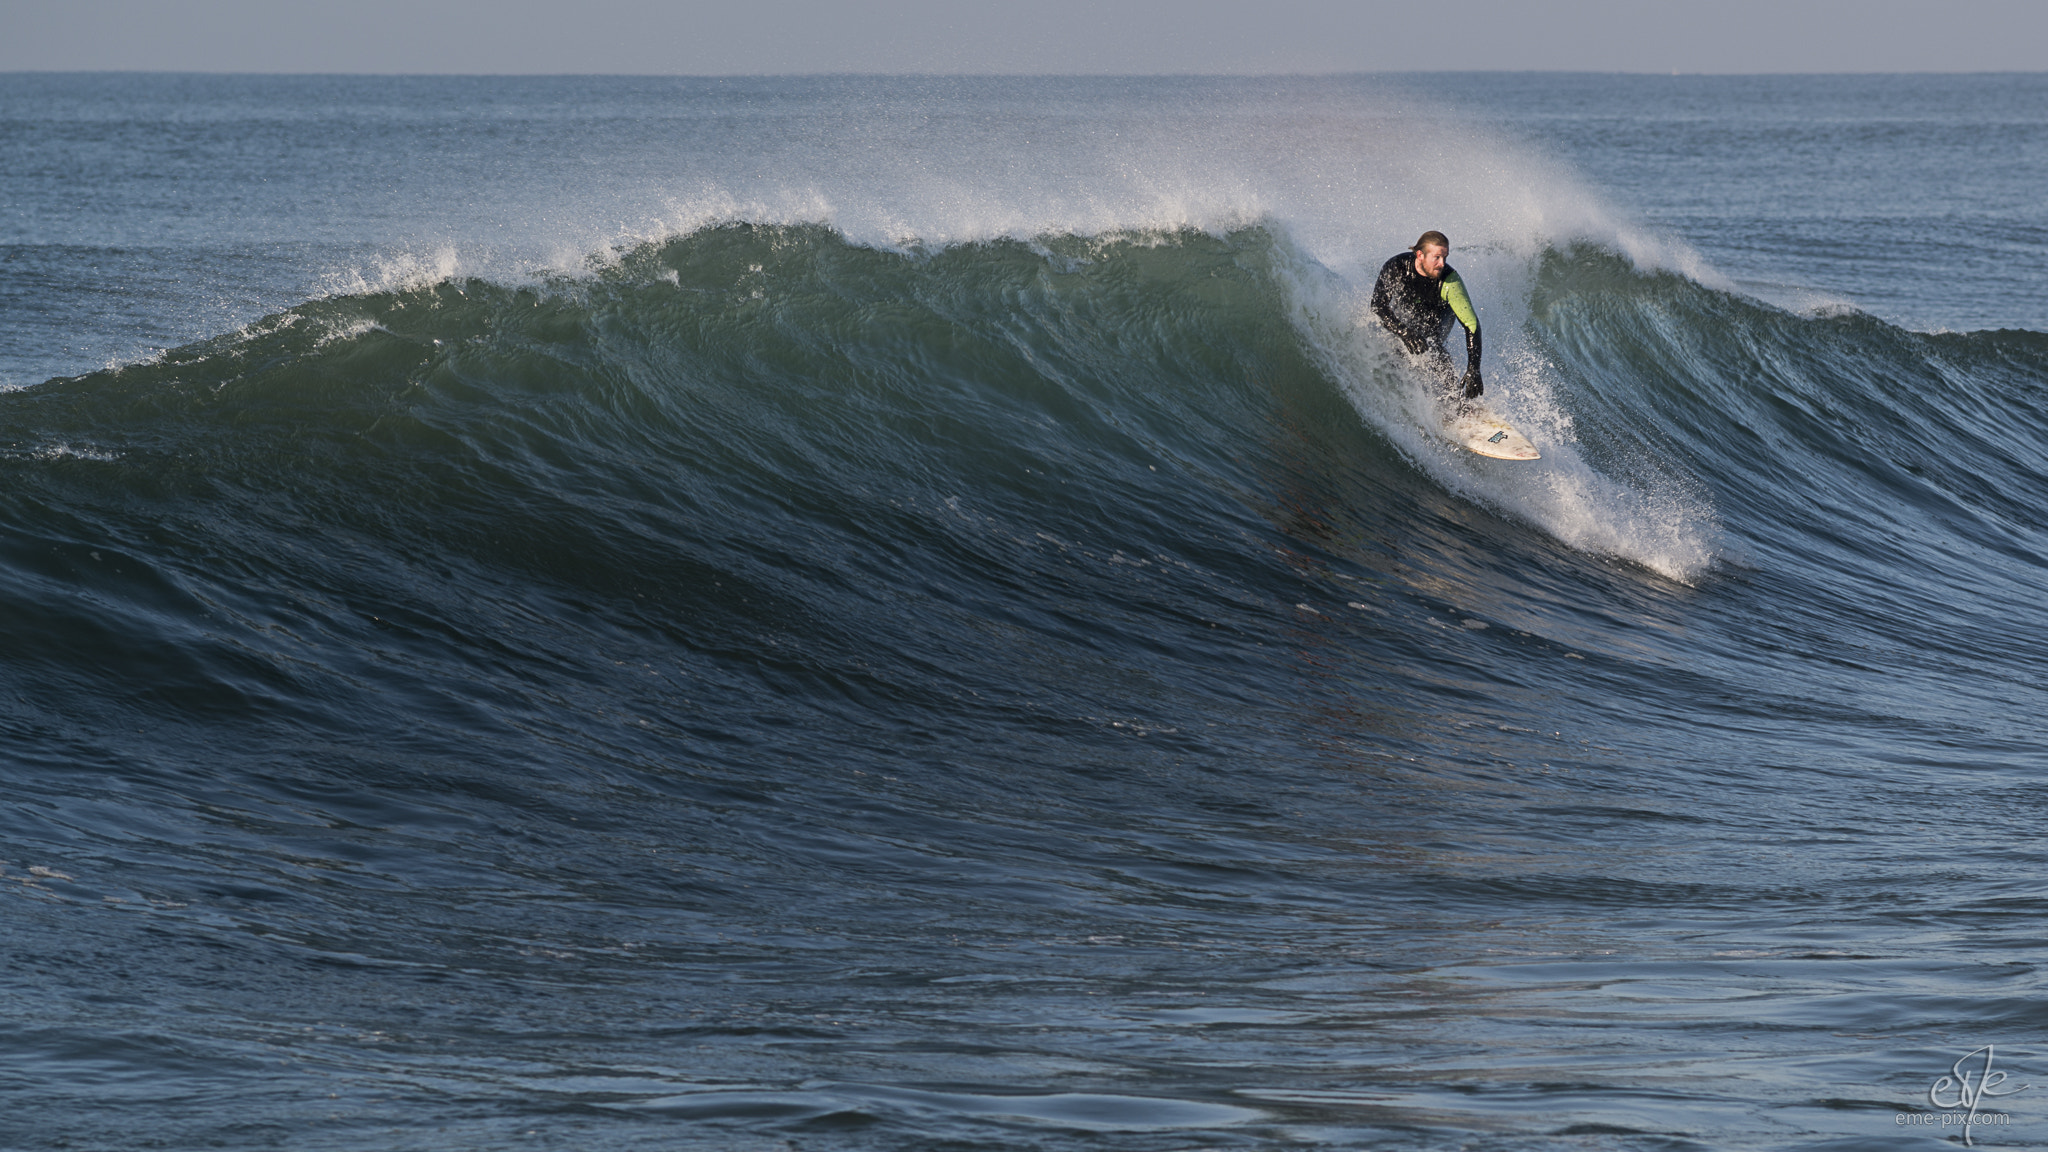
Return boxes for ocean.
[2,72,2046,1151]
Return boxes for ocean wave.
[6,224,2042,725]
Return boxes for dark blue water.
[3,73,2047,1151]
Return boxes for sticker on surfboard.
[1445,402,1539,460]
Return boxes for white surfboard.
[1445,402,1539,460]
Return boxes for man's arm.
[1441,271,1484,398]
[1369,265,1399,333]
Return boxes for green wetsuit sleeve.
[1439,270,1480,334]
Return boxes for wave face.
[9,220,2048,1148]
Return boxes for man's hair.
[1412,231,1450,252]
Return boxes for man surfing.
[1371,232,1537,459]
[1370,230,1483,404]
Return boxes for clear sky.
[5,0,2044,74]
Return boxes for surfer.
[1370,231,1483,403]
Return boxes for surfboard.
[1445,402,1539,460]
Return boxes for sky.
[4,0,2045,74]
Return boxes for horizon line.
[5,67,2046,79]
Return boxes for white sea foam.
[13,443,123,462]
[317,245,469,299]
[1271,229,1720,584]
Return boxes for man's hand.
[1461,367,1484,399]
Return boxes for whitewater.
[2,72,2046,1152]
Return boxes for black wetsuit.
[1370,250,1483,399]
